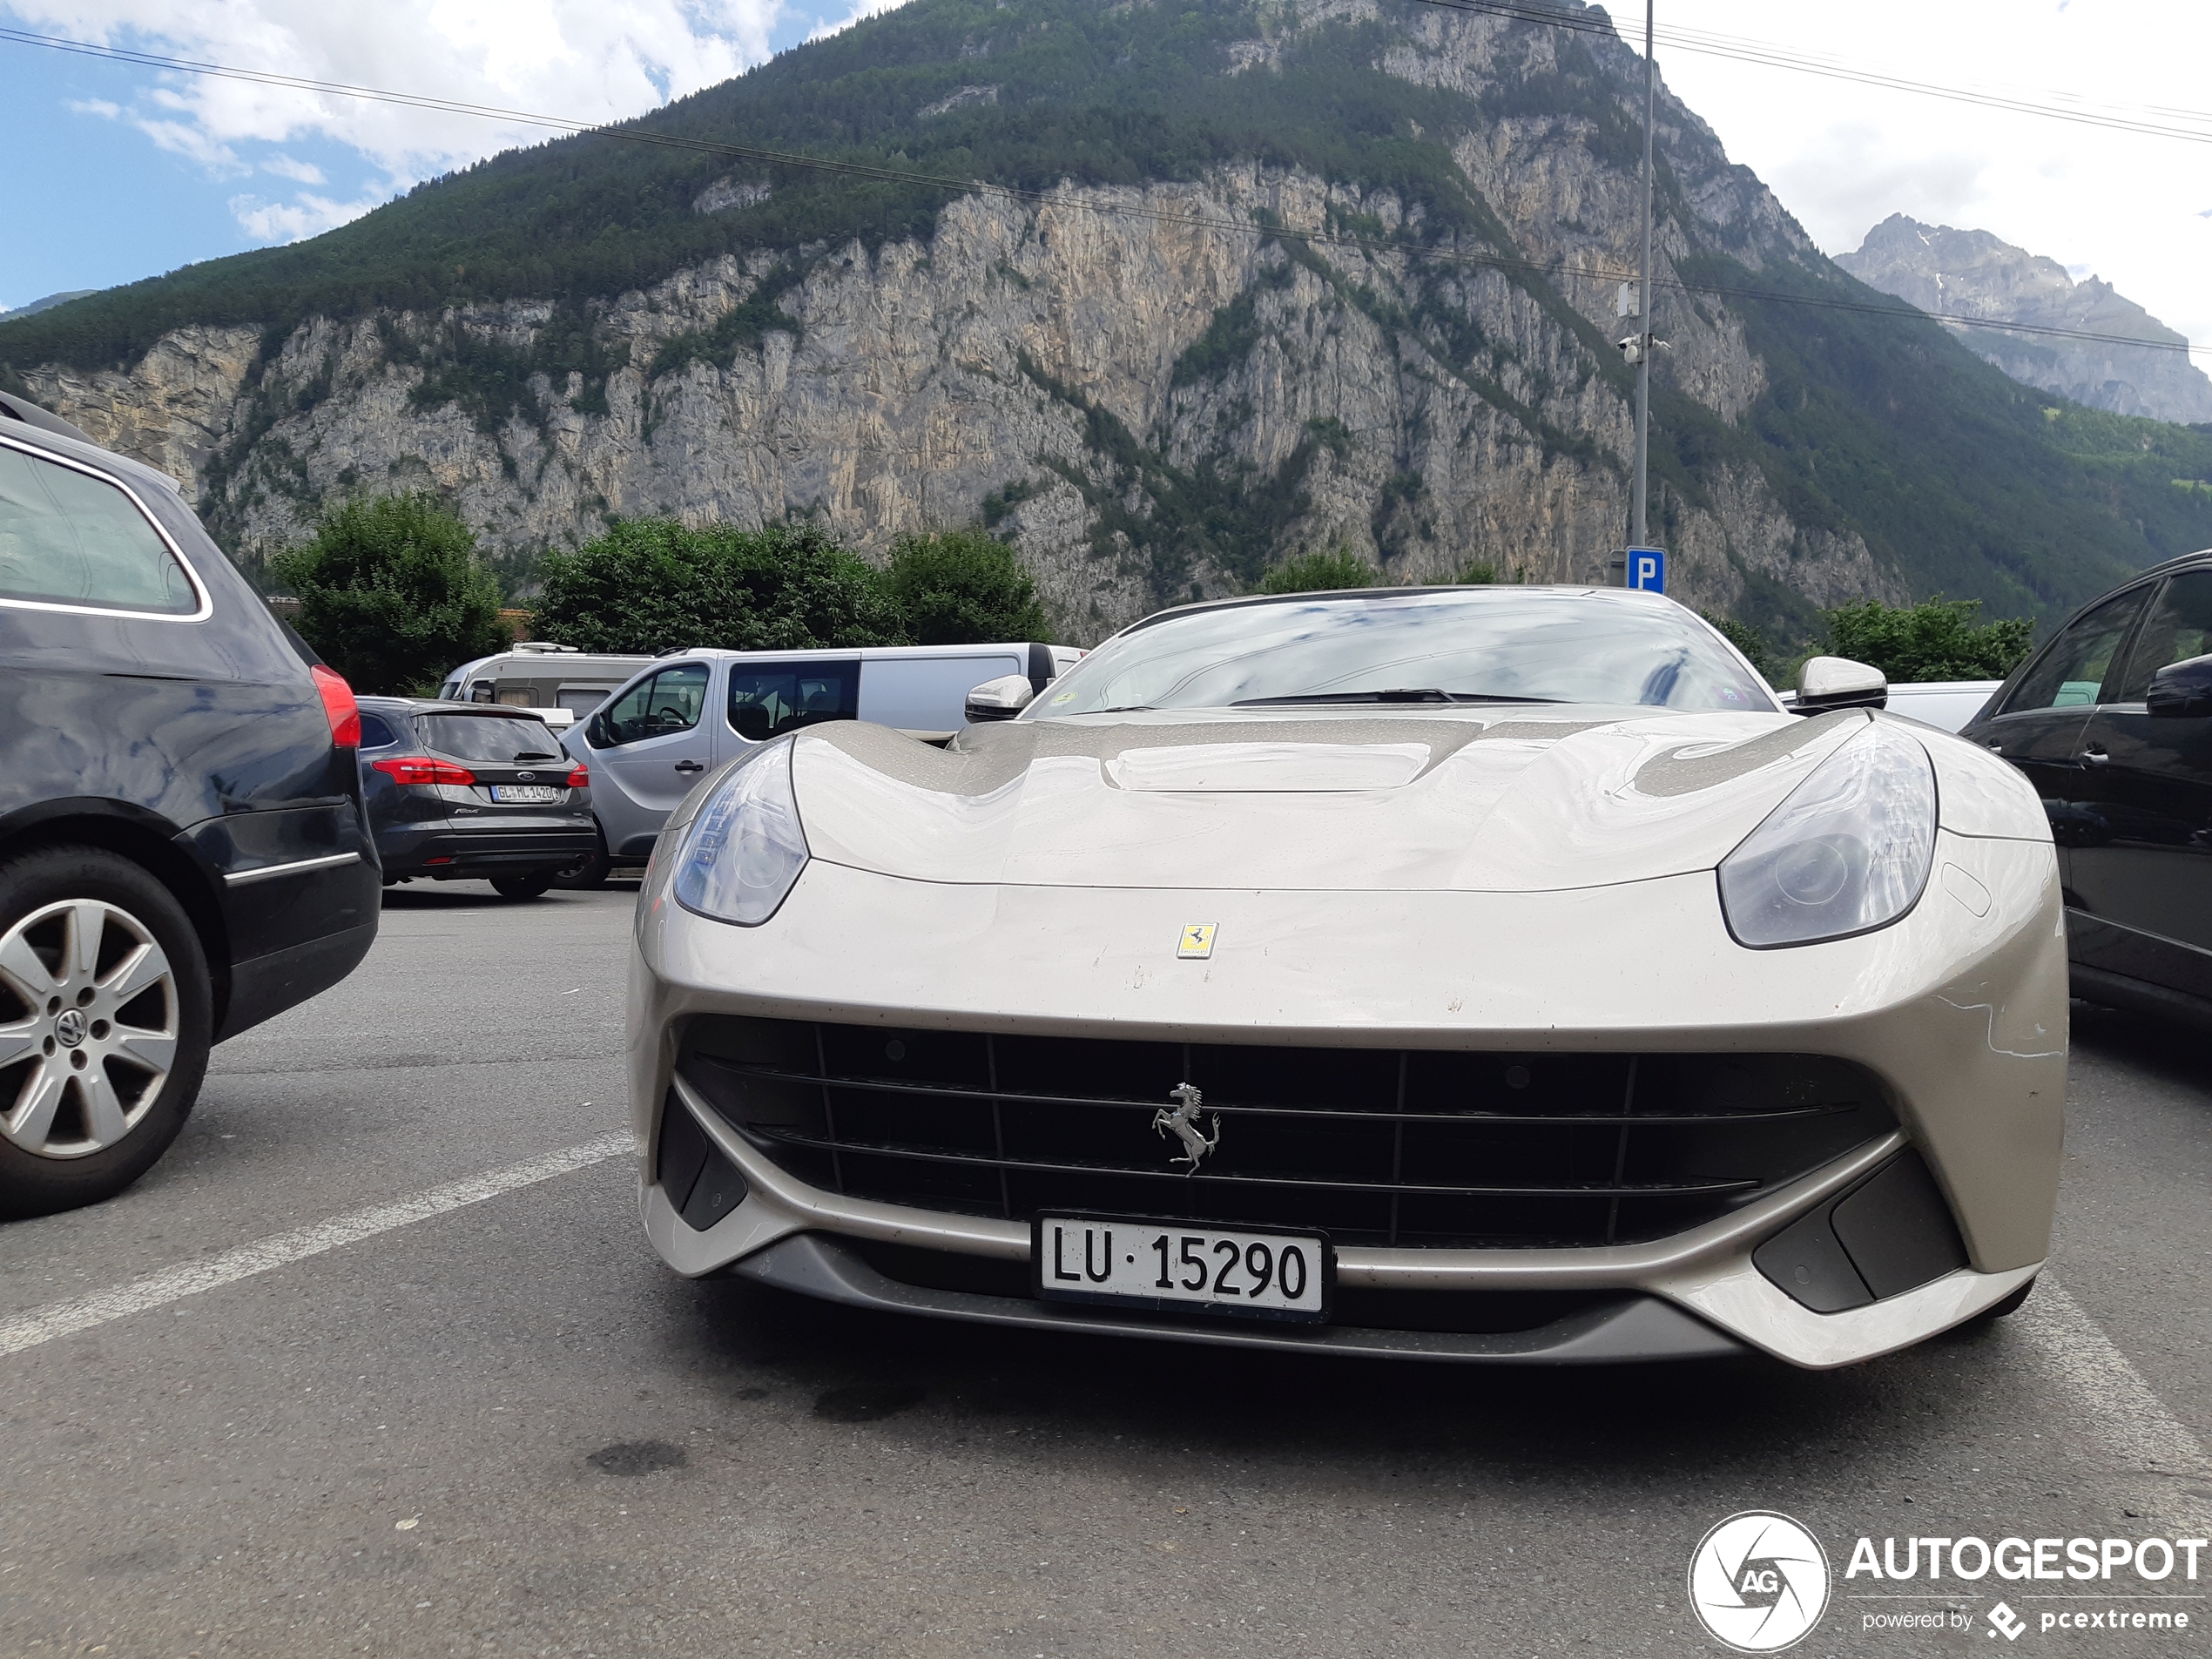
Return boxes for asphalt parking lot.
[0,887,2206,1658]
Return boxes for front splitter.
[729,1231,1750,1365]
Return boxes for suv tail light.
[372,756,478,787]
[311,665,361,747]
[565,764,590,788]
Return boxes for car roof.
[2124,548,2212,583]
[357,696,557,717]
[0,394,186,499]
[646,642,1052,659]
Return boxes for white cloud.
[806,0,907,44]
[14,0,791,239]
[228,189,386,242]
[1656,0,2212,355]
[65,96,122,118]
[260,152,325,184]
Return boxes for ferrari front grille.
[673,1018,1897,1249]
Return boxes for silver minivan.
[554,642,1076,885]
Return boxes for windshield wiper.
[510,750,561,761]
[1230,690,1565,706]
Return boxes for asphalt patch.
[585,1439,688,1475]
[813,1382,926,1422]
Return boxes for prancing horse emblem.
[1152,1082,1220,1175]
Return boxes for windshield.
[1030,589,1773,717]
[417,713,565,763]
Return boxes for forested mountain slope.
[6,0,2209,640]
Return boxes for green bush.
[1822,597,2035,683]
[883,529,1049,644]
[1258,548,1385,596]
[268,493,507,694]
[533,520,906,655]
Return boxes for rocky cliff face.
[1838,213,2212,428]
[21,1,1919,639]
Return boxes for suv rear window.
[0,442,200,615]
[417,714,564,763]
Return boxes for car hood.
[788,705,1878,893]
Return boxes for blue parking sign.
[1627,547,1665,593]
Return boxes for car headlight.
[1717,720,1936,948]
[671,741,809,925]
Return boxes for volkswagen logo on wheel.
[1688,1511,1830,1653]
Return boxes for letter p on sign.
[1629,548,1666,593]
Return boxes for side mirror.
[584,711,612,749]
[1795,656,1887,715]
[731,705,774,742]
[2147,655,2212,718]
[965,674,1035,723]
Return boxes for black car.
[1961,548,2212,1024]
[0,391,379,1217]
[357,698,596,899]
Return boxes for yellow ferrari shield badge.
[1177,923,1218,960]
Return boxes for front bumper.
[626,829,2065,1369]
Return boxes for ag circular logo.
[1688,1511,1831,1652]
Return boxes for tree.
[882,529,1049,643]
[269,493,507,694]
[534,520,905,654]
[1823,597,2035,682]
[1258,548,1384,596]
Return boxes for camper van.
[437,644,655,721]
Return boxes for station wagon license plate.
[490,785,562,803]
[1032,1214,1332,1323]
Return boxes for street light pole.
[1631,0,1655,550]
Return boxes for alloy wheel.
[0,899,179,1159]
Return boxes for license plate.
[1032,1214,1332,1323]
[490,785,561,802]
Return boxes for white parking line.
[2015,1276,2209,1478]
[0,1133,630,1359]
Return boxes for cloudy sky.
[1,0,2206,364]
[1655,0,2212,358]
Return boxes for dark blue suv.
[0,392,379,1217]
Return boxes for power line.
[0,24,2201,362]
[1405,0,2212,145]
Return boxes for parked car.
[437,644,653,721]
[1880,680,2003,733]
[1961,550,2212,1025]
[0,391,378,1217]
[630,587,2058,1368]
[555,643,1077,887]
[1774,679,2000,733]
[357,698,596,900]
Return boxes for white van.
[437,644,657,719]
[554,642,1076,886]
[1776,679,2001,733]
